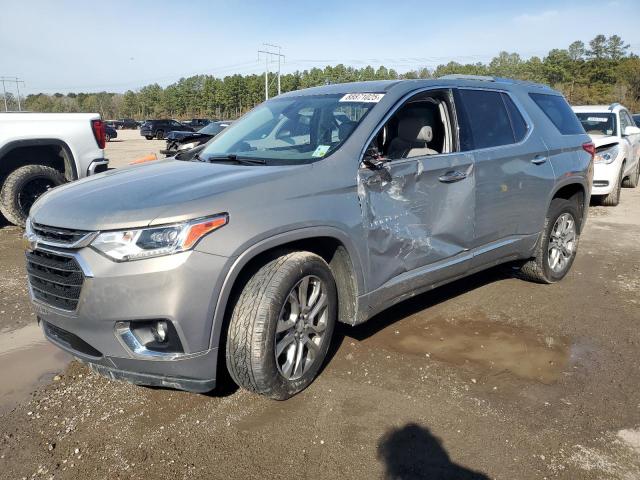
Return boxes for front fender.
[206,225,365,350]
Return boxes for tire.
[156,130,164,140]
[601,165,624,206]
[516,198,581,284]
[226,251,337,400]
[0,165,65,227]
[145,135,153,140]
[105,133,111,142]
[622,160,639,188]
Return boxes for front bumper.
[592,161,621,195]
[30,246,230,392]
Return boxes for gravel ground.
[0,138,639,479]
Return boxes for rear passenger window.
[529,93,584,135]
[502,93,528,142]
[455,89,516,150]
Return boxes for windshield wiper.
[204,154,266,166]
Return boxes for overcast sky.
[1,0,639,95]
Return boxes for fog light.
[153,321,168,343]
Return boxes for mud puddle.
[0,322,70,414]
[363,315,570,384]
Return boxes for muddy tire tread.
[226,251,334,399]
[0,164,65,227]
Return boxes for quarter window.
[455,89,517,150]
[529,93,584,135]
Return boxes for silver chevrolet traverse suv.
[26,76,594,399]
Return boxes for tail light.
[582,142,595,159]
[91,119,106,149]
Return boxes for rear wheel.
[601,165,624,206]
[0,164,65,226]
[105,133,111,142]
[156,130,164,140]
[226,251,337,400]
[516,198,580,284]
[622,160,639,188]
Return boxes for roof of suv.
[278,75,559,98]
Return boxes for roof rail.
[608,102,621,111]
[438,74,495,82]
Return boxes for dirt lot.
[0,136,639,479]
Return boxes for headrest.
[398,117,432,143]
[416,125,433,142]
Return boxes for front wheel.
[516,198,581,284]
[226,251,337,400]
[601,166,624,206]
[145,135,153,140]
[622,160,639,188]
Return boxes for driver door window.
[365,91,455,162]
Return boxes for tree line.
[12,35,640,120]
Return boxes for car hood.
[168,131,208,141]
[166,130,197,140]
[30,159,300,230]
[589,134,619,148]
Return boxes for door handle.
[438,170,468,183]
[531,155,547,165]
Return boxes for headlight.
[91,214,228,261]
[594,145,619,164]
[178,142,197,151]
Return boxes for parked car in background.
[140,119,194,140]
[105,124,117,142]
[633,114,640,127]
[113,118,138,129]
[182,118,211,130]
[27,76,593,400]
[573,104,640,206]
[0,112,109,226]
[161,121,232,155]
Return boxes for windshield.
[199,122,228,135]
[575,112,618,136]
[199,94,378,164]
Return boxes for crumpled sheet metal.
[357,159,473,290]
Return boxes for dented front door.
[357,152,475,291]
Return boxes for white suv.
[573,104,640,206]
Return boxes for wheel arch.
[0,138,77,182]
[208,227,364,353]
[548,180,588,232]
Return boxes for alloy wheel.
[275,275,329,380]
[548,213,576,273]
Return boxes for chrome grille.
[31,222,94,247]
[26,249,84,311]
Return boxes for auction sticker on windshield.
[339,93,385,103]
[312,145,331,157]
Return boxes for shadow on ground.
[378,423,489,480]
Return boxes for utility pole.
[0,76,26,111]
[1,78,7,112]
[258,44,285,100]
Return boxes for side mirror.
[623,125,640,136]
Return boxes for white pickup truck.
[0,113,109,226]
